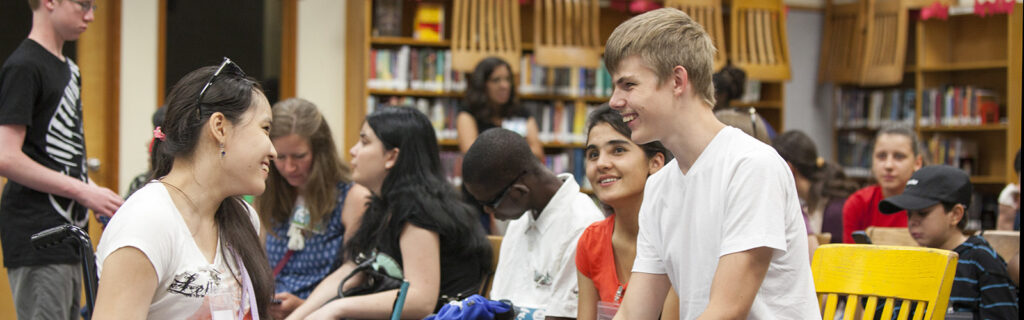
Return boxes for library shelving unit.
[343,0,789,186]
[826,3,1022,191]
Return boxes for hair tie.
[153,126,166,141]
[816,157,825,168]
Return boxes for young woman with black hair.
[576,105,679,320]
[94,58,276,319]
[457,57,544,160]
[289,106,491,319]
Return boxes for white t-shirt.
[633,127,819,319]
[489,173,604,318]
[96,182,259,319]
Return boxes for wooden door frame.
[157,0,297,106]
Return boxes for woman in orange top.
[576,105,678,319]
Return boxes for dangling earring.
[219,144,226,158]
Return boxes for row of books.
[833,88,916,129]
[519,55,614,98]
[372,0,445,41]
[919,85,1001,127]
[367,96,600,145]
[368,46,468,92]
[365,45,619,99]
[927,134,979,176]
[836,132,874,174]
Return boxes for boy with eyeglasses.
[463,128,603,320]
[0,1,122,318]
[879,165,1018,318]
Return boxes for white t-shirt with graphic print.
[97,182,257,319]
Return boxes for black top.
[372,202,490,311]
[0,39,88,268]
[459,104,531,133]
[948,236,1018,319]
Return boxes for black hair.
[344,106,491,283]
[464,57,523,125]
[147,106,168,173]
[712,65,746,110]
[154,64,272,318]
[773,130,859,200]
[585,104,673,162]
[940,202,968,230]
[462,128,540,190]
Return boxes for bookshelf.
[344,0,788,187]
[828,4,1022,194]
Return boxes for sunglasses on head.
[195,57,246,119]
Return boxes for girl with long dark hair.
[289,107,491,319]
[457,57,544,160]
[94,58,276,319]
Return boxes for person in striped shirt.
[880,165,1018,319]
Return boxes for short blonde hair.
[604,8,717,107]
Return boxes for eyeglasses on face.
[195,57,246,119]
[479,170,527,209]
[69,0,97,12]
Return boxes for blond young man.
[0,1,122,318]
[603,8,818,319]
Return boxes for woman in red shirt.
[842,125,924,243]
[575,105,677,319]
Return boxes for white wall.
[118,0,159,193]
[784,8,833,161]
[296,0,347,153]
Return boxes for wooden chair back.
[451,0,522,73]
[532,0,602,68]
[812,244,959,320]
[818,0,866,84]
[729,0,791,80]
[866,226,919,247]
[816,232,834,245]
[481,235,503,297]
[818,0,909,85]
[980,230,1020,261]
[664,0,727,72]
[859,0,909,85]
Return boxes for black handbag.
[336,250,405,299]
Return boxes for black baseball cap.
[879,165,972,214]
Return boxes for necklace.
[161,180,203,236]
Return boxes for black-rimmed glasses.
[479,171,527,209]
[196,57,246,119]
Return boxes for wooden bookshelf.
[345,0,788,186]
[917,60,1008,72]
[371,36,451,47]
[829,4,1021,188]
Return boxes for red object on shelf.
[974,0,1015,17]
[921,1,949,20]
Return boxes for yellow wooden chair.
[979,230,1020,261]
[664,0,728,72]
[481,235,503,298]
[866,226,919,247]
[532,0,603,68]
[812,244,959,320]
[451,0,522,73]
[729,0,791,80]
